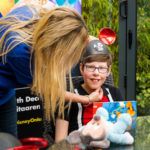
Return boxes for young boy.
[55,39,123,142]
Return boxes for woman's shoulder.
[7,6,38,21]
[7,42,31,58]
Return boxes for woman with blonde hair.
[0,3,102,138]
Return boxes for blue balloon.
[68,0,78,5]
[56,0,66,6]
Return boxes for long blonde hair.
[0,5,88,120]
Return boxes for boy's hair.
[81,53,113,66]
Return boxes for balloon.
[56,0,66,6]
[56,0,78,5]
[99,27,116,45]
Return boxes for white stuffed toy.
[96,107,134,145]
[68,107,134,148]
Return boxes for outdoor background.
[0,0,149,116]
[81,0,150,116]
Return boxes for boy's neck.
[81,83,99,94]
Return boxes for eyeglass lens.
[85,65,108,73]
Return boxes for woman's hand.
[88,88,103,103]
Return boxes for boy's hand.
[88,88,103,103]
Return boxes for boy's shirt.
[83,95,109,125]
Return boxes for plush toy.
[68,107,134,148]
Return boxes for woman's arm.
[55,118,69,143]
[65,91,89,104]
[65,88,103,105]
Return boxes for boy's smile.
[80,62,111,94]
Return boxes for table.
[47,116,150,150]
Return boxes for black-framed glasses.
[84,65,109,74]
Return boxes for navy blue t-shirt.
[0,6,38,105]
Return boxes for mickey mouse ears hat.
[82,40,110,57]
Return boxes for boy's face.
[80,61,111,93]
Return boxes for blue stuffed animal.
[96,107,134,145]
[68,107,134,148]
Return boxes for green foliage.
[136,2,150,73]
[82,0,150,116]
[136,73,150,116]
[136,0,150,116]
[135,116,150,148]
